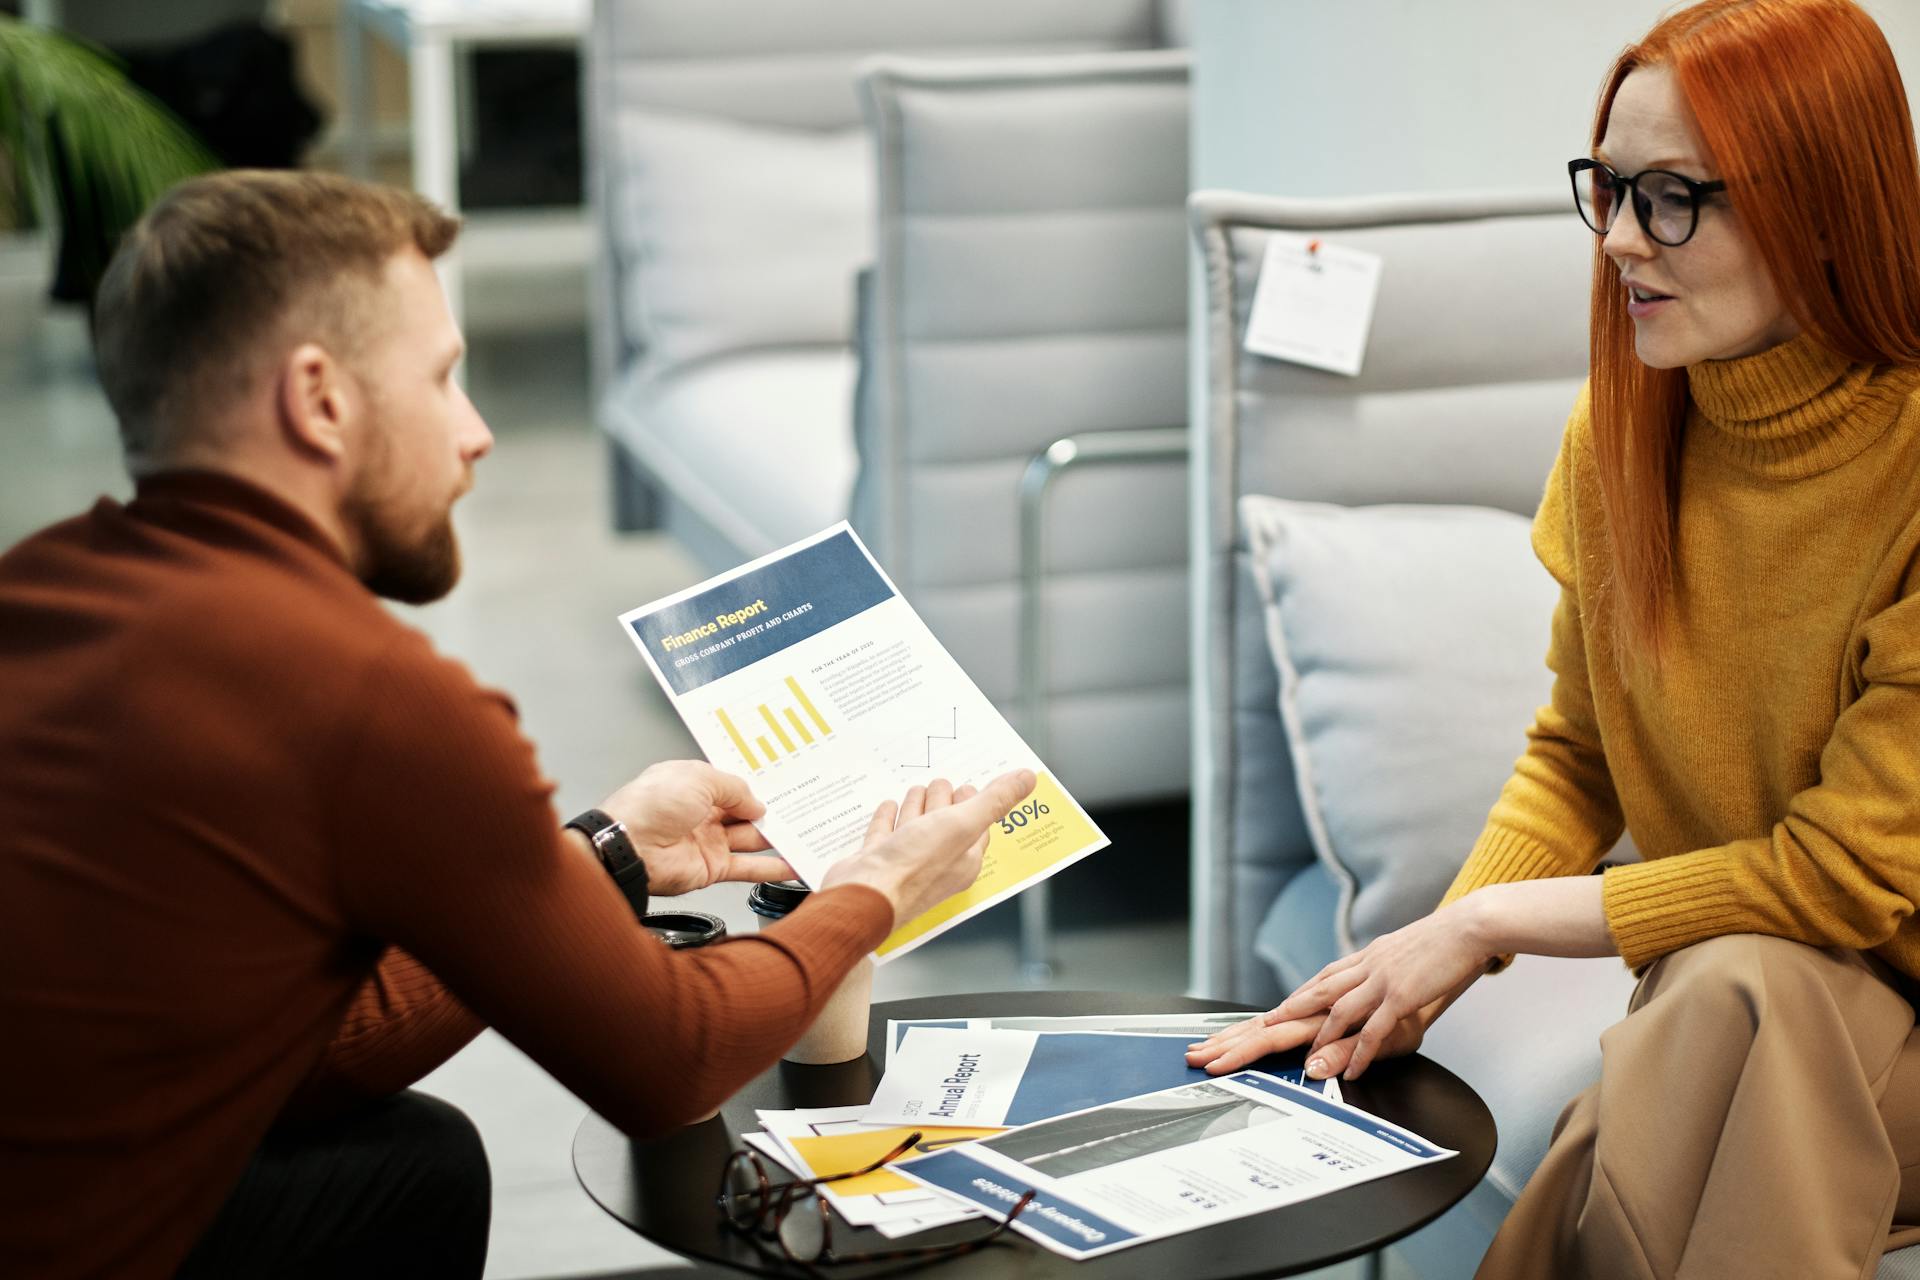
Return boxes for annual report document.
[894,1071,1457,1260]
[617,523,1108,960]
[864,1027,1339,1132]
[884,1011,1258,1055]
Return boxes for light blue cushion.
[1239,496,1558,952]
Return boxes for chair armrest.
[1018,429,1188,753]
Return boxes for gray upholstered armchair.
[1187,186,1920,1278]
[1187,188,1633,1277]
[584,3,1192,827]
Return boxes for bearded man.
[0,170,1030,1279]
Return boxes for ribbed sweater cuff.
[1602,849,1749,971]
[1441,825,1582,906]
[760,883,893,1012]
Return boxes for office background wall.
[1191,0,1920,195]
[1184,0,1920,575]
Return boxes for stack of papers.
[868,1024,1340,1128]
[893,1069,1458,1259]
[744,1105,994,1239]
[733,1011,1398,1255]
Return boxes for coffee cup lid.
[748,879,812,919]
[642,910,727,949]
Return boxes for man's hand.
[593,761,792,897]
[821,770,1037,928]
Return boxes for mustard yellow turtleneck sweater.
[1441,333,1920,976]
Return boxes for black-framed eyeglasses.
[1568,158,1728,247]
[717,1133,1035,1273]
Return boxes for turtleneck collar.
[129,468,349,568]
[1686,331,1920,480]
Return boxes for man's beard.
[341,453,463,605]
[356,504,461,604]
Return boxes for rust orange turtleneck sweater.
[0,471,890,1278]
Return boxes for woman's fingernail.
[1307,1057,1329,1079]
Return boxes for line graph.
[897,707,958,769]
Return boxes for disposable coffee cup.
[748,880,875,1065]
[642,910,728,1121]
[641,910,727,950]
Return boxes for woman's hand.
[1188,899,1494,1082]
[1185,1007,1435,1079]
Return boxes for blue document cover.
[1003,1033,1217,1126]
[887,1021,1335,1121]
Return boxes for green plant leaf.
[0,17,219,282]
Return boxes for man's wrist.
[820,859,904,932]
[565,808,650,919]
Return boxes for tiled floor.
[1,229,1204,1277]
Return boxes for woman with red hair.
[1189,0,1920,1273]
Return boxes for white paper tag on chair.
[1244,234,1384,377]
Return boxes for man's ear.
[276,342,353,463]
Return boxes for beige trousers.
[1476,934,1920,1280]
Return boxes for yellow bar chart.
[717,675,833,770]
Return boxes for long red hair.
[1589,0,1920,665]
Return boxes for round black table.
[574,991,1495,1279]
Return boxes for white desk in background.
[339,0,587,329]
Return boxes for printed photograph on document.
[616,524,1108,961]
[981,1083,1283,1178]
[891,1071,1457,1260]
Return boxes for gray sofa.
[1186,188,1920,1277]
[584,1,1191,814]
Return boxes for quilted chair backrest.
[852,50,1192,806]
[584,0,1174,394]
[1188,189,1591,1000]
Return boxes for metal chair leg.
[1014,429,1188,988]
[1019,881,1056,983]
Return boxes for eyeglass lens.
[777,1186,1036,1266]
[1573,166,1700,247]
[777,1194,831,1262]
[721,1151,771,1229]
[720,1135,1030,1268]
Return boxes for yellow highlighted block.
[787,1124,1003,1197]
[785,708,815,744]
[877,771,1099,957]
[756,735,775,760]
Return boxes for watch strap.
[566,808,649,920]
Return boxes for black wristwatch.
[566,808,649,920]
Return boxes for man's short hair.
[92,169,460,468]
